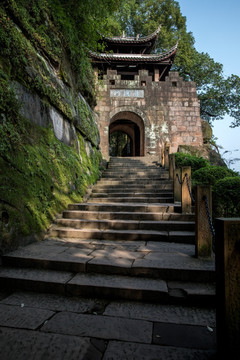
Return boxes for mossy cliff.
[0,1,102,254]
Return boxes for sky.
[177,0,240,172]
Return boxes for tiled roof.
[100,25,161,44]
[90,43,178,63]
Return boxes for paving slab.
[0,267,73,294]
[90,239,145,247]
[138,241,195,254]
[102,341,216,360]
[87,257,134,275]
[168,281,216,297]
[132,255,215,281]
[153,322,216,350]
[67,272,168,301]
[103,301,216,327]
[3,252,93,273]
[90,248,146,259]
[0,291,12,301]
[0,291,107,314]
[0,327,102,360]
[4,242,67,257]
[41,311,153,343]
[0,303,54,330]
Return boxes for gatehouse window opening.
[121,74,135,81]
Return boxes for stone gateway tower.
[91,26,203,159]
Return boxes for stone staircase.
[0,156,215,305]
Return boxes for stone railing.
[164,149,240,356]
[166,153,214,259]
[215,218,240,357]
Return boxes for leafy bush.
[174,153,209,173]
[193,166,238,186]
[213,177,240,218]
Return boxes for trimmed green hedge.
[174,153,209,173]
[193,166,238,186]
[174,152,240,218]
[213,177,240,218]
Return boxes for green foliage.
[0,0,118,107]
[174,151,240,218]
[193,166,238,186]
[174,153,209,173]
[213,177,240,218]
[48,0,120,105]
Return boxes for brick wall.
[95,70,203,159]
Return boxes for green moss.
[0,0,102,254]
[0,78,101,254]
[75,96,99,147]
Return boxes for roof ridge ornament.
[99,24,162,44]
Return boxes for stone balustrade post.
[195,186,212,258]
[215,218,240,358]
[164,143,170,169]
[173,168,181,203]
[161,148,165,168]
[169,154,175,180]
[181,166,192,213]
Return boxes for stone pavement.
[0,239,215,303]
[0,290,216,360]
[0,157,217,358]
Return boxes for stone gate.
[91,26,203,159]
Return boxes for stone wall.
[0,3,102,254]
[95,70,203,159]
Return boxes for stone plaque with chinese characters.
[110,89,144,98]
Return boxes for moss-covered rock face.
[0,1,102,254]
[201,120,213,144]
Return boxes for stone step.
[88,197,174,203]
[98,179,172,185]
[92,186,173,192]
[108,165,161,170]
[102,174,169,179]
[55,219,195,232]
[108,157,160,164]
[62,210,194,222]
[49,227,195,243]
[91,192,173,198]
[0,267,215,305]
[68,203,178,213]
[103,169,165,175]
[94,183,173,190]
[1,240,215,282]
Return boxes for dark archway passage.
[109,112,145,157]
[109,131,132,157]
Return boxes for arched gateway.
[109,111,145,157]
[92,26,204,160]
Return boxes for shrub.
[193,166,238,186]
[174,153,209,173]
[213,177,240,218]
